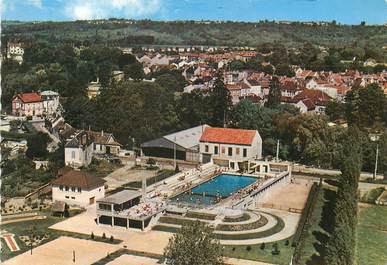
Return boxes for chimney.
[101,130,104,136]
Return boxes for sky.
[1,0,386,25]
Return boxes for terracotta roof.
[52,169,105,189]
[293,89,332,105]
[300,99,316,111]
[87,131,122,146]
[14,92,42,103]
[200,127,257,145]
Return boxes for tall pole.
[276,140,279,162]
[374,143,379,180]
[173,135,176,169]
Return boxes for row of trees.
[325,128,362,265]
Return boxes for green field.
[223,238,294,265]
[357,205,387,265]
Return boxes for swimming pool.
[171,173,257,205]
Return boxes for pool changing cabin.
[96,190,165,230]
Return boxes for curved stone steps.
[214,212,276,235]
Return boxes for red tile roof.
[200,127,257,145]
[14,92,42,103]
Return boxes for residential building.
[7,42,24,64]
[199,127,262,170]
[64,131,94,168]
[88,130,122,155]
[12,92,44,117]
[52,167,106,207]
[41,90,60,116]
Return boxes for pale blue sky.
[2,0,386,25]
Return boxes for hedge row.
[223,213,250,223]
[214,214,284,240]
[185,211,217,220]
[216,215,268,232]
[292,182,322,265]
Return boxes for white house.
[52,167,106,207]
[199,127,262,170]
[64,131,94,168]
[7,42,24,64]
[41,90,60,116]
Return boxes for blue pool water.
[171,174,257,205]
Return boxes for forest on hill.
[2,19,387,48]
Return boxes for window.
[205,145,209,152]
[59,185,63,191]
[71,151,75,159]
[93,143,96,150]
[236,148,240,155]
[71,187,76,192]
[65,196,69,199]
[228,147,233,156]
[99,203,111,211]
[65,186,69,191]
[100,145,102,151]
[243,148,247,157]
[214,146,218,155]
[78,187,82,193]
[221,147,225,154]
[71,197,75,200]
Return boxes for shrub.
[361,187,385,204]
[110,235,114,242]
[232,247,235,251]
[246,246,252,251]
[285,239,289,246]
[91,232,94,239]
[102,233,106,239]
[271,243,280,255]
[260,243,265,250]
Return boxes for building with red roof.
[12,92,44,117]
[199,127,262,169]
[52,167,106,207]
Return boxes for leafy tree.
[97,61,112,88]
[275,63,294,77]
[164,221,224,265]
[156,74,183,92]
[325,101,346,121]
[127,62,144,81]
[345,84,386,128]
[117,53,136,70]
[265,76,281,108]
[209,71,232,127]
[26,132,51,159]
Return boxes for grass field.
[357,205,387,265]
[223,238,294,265]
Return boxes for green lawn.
[0,210,121,261]
[357,205,387,265]
[223,238,294,265]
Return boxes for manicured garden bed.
[216,215,268,232]
[185,211,217,220]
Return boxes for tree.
[126,62,144,81]
[164,221,224,265]
[209,71,232,127]
[345,84,386,128]
[325,101,346,121]
[325,127,362,265]
[117,53,136,70]
[97,62,112,88]
[265,76,281,108]
[26,132,50,159]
